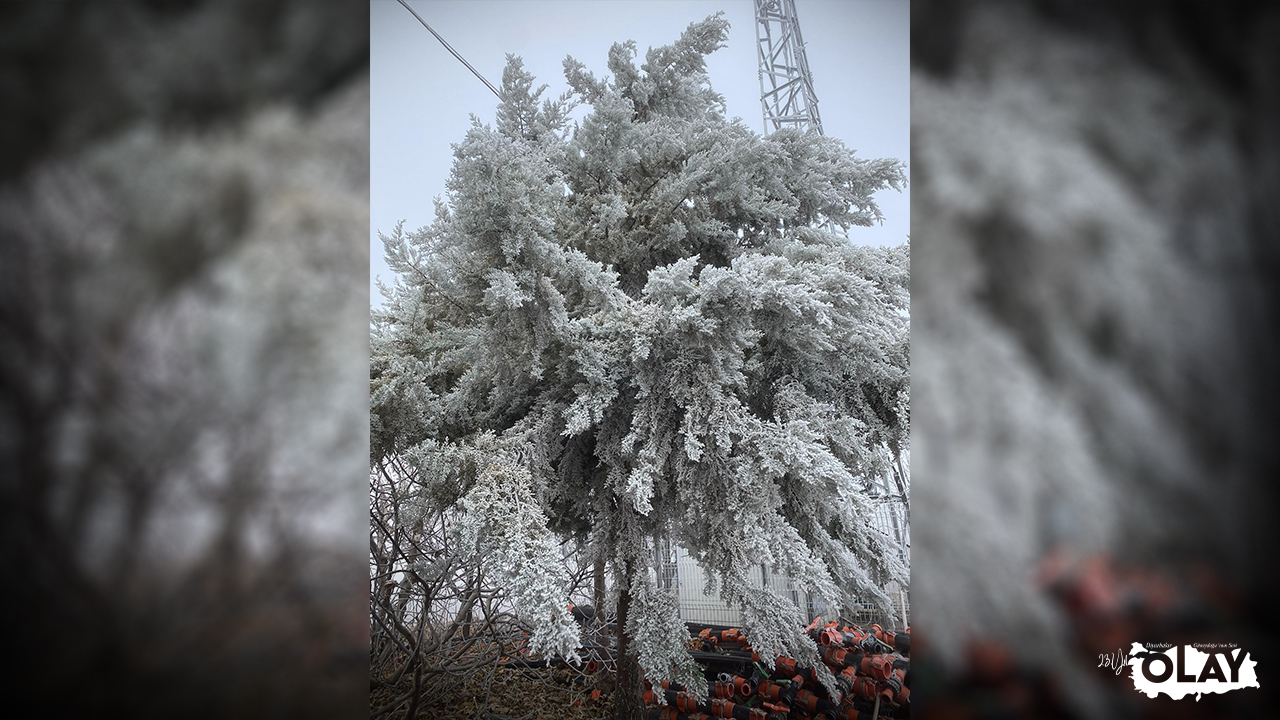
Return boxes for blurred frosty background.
[0,2,368,717]
[911,2,1280,718]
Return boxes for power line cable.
[396,0,504,101]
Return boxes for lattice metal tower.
[755,0,824,135]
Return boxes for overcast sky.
[371,0,909,308]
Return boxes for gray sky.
[371,0,909,308]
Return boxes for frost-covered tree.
[372,14,907,717]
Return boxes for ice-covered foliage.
[373,13,907,701]
[626,574,706,696]
[912,2,1277,694]
[453,455,583,662]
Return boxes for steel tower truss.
[754,0,824,135]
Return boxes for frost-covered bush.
[912,2,1280,715]
[373,14,907,708]
[0,3,369,716]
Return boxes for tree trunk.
[593,553,606,621]
[612,560,644,720]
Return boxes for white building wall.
[670,545,833,626]
[660,471,910,630]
